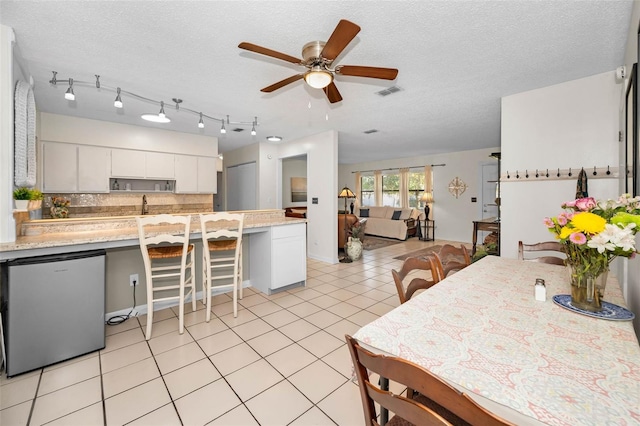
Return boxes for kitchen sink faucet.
[142,195,149,215]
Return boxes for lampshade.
[338,186,355,198]
[304,67,333,89]
[421,192,434,203]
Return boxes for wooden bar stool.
[136,214,196,340]
[200,213,245,322]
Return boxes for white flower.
[587,224,637,253]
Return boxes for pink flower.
[569,232,587,245]
[562,200,577,208]
[557,215,568,226]
[565,212,574,220]
[543,217,554,228]
[574,197,597,211]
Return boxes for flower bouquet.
[545,194,640,311]
[50,196,70,219]
[350,220,365,240]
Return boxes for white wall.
[258,142,278,209]
[39,113,217,157]
[0,25,16,243]
[282,157,308,207]
[501,71,621,261]
[279,131,338,263]
[338,147,500,243]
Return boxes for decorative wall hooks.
[501,166,620,182]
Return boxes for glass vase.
[568,264,608,312]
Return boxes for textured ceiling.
[0,1,633,164]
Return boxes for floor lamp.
[338,186,355,263]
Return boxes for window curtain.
[399,168,410,208]
[424,165,433,219]
[374,170,382,206]
[355,171,361,208]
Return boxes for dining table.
[353,255,640,426]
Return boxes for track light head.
[251,116,257,136]
[220,121,226,134]
[114,87,123,108]
[159,101,166,118]
[65,78,75,100]
[198,112,205,129]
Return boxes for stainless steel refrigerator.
[1,250,105,377]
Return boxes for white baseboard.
[105,280,252,322]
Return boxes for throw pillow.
[392,210,402,220]
[360,209,369,217]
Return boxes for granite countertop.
[1,210,306,254]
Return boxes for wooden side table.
[472,217,500,255]
[420,219,435,241]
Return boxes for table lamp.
[338,186,355,263]
[421,192,434,220]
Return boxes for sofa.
[356,206,421,240]
[284,207,307,218]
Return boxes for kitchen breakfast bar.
[0,209,308,300]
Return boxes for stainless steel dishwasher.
[0,250,105,377]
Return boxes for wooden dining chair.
[346,335,513,426]
[518,241,565,265]
[392,256,442,304]
[435,244,471,277]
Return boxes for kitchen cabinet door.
[43,142,78,192]
[271,224,307,289]
[197,157,217,193]
[111,149,145,178]
[145,152,175,179]
[78,146,110,192]
[174,154,198,193]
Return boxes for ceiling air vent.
[232,128,244,132]
[376,85,402,97]
[363,129,378,134]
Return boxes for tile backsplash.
[42,193,214,218]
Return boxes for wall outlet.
[130,273,139,287]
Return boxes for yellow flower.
[570,212,606,235]
[559,226,573,239]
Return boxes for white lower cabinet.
[249,223,307,294]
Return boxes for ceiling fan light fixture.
[304,67,333,89]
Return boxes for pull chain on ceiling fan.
[238,19,399,103]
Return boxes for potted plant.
[13,187,31,210]
[28,188,43,210]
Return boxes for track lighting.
[49,71,258,132]
[114,87,123,108]
[65,79,75,101]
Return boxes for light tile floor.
[0,238,460,426]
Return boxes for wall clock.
[448,177,467,198]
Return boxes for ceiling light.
[198,112,205,129]
[64,78,75,100]
[220,121,226,134]
[141,102,170,123]
[251,117,257,136]
[266,136,282,142]
[114,87,123,108]
[304,66,333,89]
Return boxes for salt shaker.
[534,278,546,301]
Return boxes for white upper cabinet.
[174,155,198,193]
[111,149,145,178]
[197,156,217,193]
[145,152,175,179]
[43,142,78,192]
[78,146,111,192]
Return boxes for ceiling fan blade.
[238,42,302,64]
[261,74,304,92]
[321,20,361,61]
[336,65,399,80]
[323,82,343,104]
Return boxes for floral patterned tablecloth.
[353,256,640,426]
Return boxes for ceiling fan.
[238,19,398,103]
